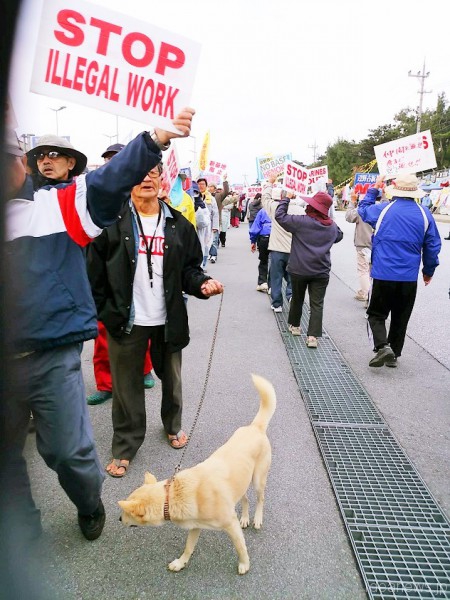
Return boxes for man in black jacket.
[87,164,223,477]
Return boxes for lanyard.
[135,206,162,288]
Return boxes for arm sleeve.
[422,215,442,277]
[85,132,162,228]
[357,187,386,228]
[249,211,262,243]
[275,198,297,233]
[345,207,358,223]
[261,183,276,218]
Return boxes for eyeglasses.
[35,151,68,161]
[148,169,162,179]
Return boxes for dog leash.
[164,291,224,520]
[173,289,224,476]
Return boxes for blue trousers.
[269,251,292,308]
[209,230,219,258]
[0,343,104,541]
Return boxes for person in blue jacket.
[358,173,441,368]
[1,109,194,550]
[249,206,272,295]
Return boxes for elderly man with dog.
[1,109,195,551]
[358,174,441,368]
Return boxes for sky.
[8,0,450,185]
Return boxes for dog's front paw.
[240,516,250,528]
[253,517,263,529]
[168,559,187,572]
[238,561,250,575]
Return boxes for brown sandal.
[106,459,129,478]
[168,431,188,449]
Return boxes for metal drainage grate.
[273,296,450,599]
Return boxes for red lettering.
[287,164,292,176]
[110,68,119,102]
[85,61,98,94]
[122,32,154,67]
[90,17,122,55]
[45,49,54,82]
[61,53,73,88]
[96,65,110,98]
[50,50,62,85]
[141,79,155,111]
[422,135,429,150]
[72,56,87,91]
[164,86,178,118]
[126,73,144,106]
[54,9,85,47]
[155,42,185,76]
[153,82,166,116]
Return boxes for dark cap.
[5,128,24,157]
[101,143,124,158]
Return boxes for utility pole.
[408,60,431,133]
[308,141,318,163]
[243,174,248,186]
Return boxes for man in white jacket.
[262,175,304,311]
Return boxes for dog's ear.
[144,471,157,485]
[118,500,146,517]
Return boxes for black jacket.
[87,201,210,352]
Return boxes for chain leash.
[172,290,224,476]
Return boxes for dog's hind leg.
[252,447,272,529]
[168,528,201,572]
[224,516,250,574]
[239,493,250,528]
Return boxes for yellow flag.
[198,130,210,172]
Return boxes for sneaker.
[288,324,301,336]
[210,256,217,264]
[271,305,282,313]
[354,293,367,302]
[78,499,105,541]
[87,390,112,405]
[144,373,155,389]
[384,355,398,368]
[306,336,318,348]
[369,345,395,368]
[256,283,268,292]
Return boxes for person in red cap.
[275,190,343,347]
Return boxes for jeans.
[269,251,291,308]
[256,236,270,285]
[289,274,330,337]
[209,230,219,258]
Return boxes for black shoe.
[445,235,450,240]
[78,499,105,541]
[369,345,395,368]
[385,355,397,367]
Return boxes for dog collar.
[164,477,174,521]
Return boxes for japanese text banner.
[374,131,436,177]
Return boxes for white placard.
[31,0,201,133]
[282,160,309,195]
[374,130,436,177]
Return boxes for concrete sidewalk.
[21,218,449,600]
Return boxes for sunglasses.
[35,151,69,161]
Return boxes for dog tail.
[250,374,276,433]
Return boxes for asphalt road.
[20,212,449,600]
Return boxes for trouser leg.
[356,248,371,297]
[257,236,270,284]
[288,274,307,327]
[93,321,112,392]
[367,279,393,350]
[30,344,104,515]
[387,281,417,357]
[269,251,284,308]
[160,350,183,435]
[209,230,219,258]
[108,327,149,461]
[307,277,329,337]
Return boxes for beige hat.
[384,174,425,199]
[26,134,87,176]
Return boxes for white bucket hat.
[384,174,425,199]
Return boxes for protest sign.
[308,165,328,187]
[160,145,180,197]
[179,166,193,196]
[199,160,227,185]
[256,153,292,181]
[31,0,201,133]
[232,184,244,195]
[282,160,308,195]
[374,130,436,177]
[246,185,262,199]
[354,172,378,195]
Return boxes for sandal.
[106,459,129,478]
[168,431,188,449]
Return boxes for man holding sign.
[2,109,195,546]
[358,174,441,368]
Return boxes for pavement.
[20,213,450,600]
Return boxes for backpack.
[196,206,210,229]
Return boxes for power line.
[408,60,432,133]
[308,141,318,162]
